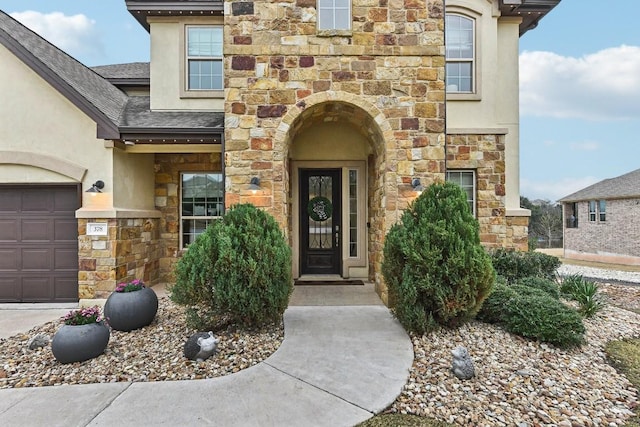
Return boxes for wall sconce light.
[86,180,105,193]
[248,177,260,194]
[411,178,424,194]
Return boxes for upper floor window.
[318,0,351,30]
[598,200,606,222]
[445,14,475,93]
[186,26,223,91]
[446,170,476,216]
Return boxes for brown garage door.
[0,185,80,302]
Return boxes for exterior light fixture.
[248,177,260,194]
[86,180,105,193]
[411,178,424,194]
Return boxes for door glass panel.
[308,175,333,249]
[348,170,358,257]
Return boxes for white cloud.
[569,141,599,151]
[10,11,105,61]
[521,176,600,202]
[520,45,640,121]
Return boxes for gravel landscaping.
[1,264,639,426]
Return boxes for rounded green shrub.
[382,181,496,334]
[490,248,561,283]
[171,204,292,328]
[514,277,560,299]
[503,291,585,348]
[478,283,585,349]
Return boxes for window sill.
[446,92,481,101]
[180,89,224,99]
[316,29,352,37]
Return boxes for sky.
[1,0,638,203]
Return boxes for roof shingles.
[558,168,640,202]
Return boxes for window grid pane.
[446,170,475,216]
[598,200,606,222]
[318,0,351,30]
[445,14,474,93]
[588,201,596,222]
[186,26,223,90]
[181,173,223,247]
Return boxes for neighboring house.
[559,168,640,266]
[0,0,559,305]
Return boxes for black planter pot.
[51,322,110,364]
[104,287,159,332]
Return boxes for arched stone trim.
[0,151,87,181]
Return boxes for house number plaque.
[87,223,108,236]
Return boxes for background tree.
[521,196,563,249]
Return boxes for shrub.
[514,277,560,299]
[478,283,585,348]
[382,181,496,334]
[560,274,606,317]
[490,248,561,283]
[171,204,292,328]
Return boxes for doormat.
[294,279,365,286]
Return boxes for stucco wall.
[445,0,524,213]
[0,44,112,203]
[149,16,225,111]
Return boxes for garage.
[0,185,80,302]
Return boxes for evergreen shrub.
[514,277,560,299]
[490,248,561,283]
[382,181,496,334]
[171,204,292,328]
[478,284,585,348]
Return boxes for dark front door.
[300,169,341,275]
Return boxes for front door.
[300,169,341,275]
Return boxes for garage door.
[0,185,80,302]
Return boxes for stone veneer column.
[77,218,160,301]
[223,0,446,301]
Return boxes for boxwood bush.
[382,181,495,334]
[171,203,292,328]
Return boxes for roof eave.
[125,1,224,32]
[119,127,224,142]
[500,0,562,36]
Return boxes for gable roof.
[0,10,128,139]
[558,168,640,202]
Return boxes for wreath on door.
[307,196,333,222]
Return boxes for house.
[559,168,640,266]
[0,0,559,305]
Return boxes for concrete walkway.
[0,286,413,427]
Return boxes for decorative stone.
[451,346,475,380]
[27,333,50,350]
[184,331,219,362]
[51,322,110,364]
[104,286,158,332]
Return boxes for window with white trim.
[446,170,476,215]
[318,0,351,30]
[598,200,606,222]
[186,26,223,91]
[445,14,474,93]
[588,200,596,222]
[181,173,223,247]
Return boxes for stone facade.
[154,152,223,282]
[78,218,161,300]
[564,199,640,265]
[446,132,526,251]
[223,0,446,301]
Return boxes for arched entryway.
[275,94,393,282]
